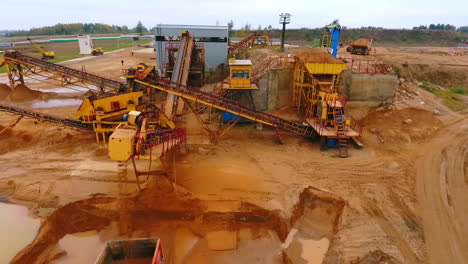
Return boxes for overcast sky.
[2,0,467,30]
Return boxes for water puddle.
[298,237,329,264]
[30,99,83,108]
[51,231,105,264]
[0,202,41,264]
[43,85,95,94]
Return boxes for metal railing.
[341,57,392,74]
[137,128,187,160]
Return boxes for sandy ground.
[0,45,467,264]
[416,117,468,264]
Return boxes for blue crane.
[325,19,341,57]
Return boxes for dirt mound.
[295,52,344,64]
[0,84,12,100]
[361,107,442,146]
[348,38,372,47]
[9,84,44,101]
[391,64,468,89]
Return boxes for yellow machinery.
[26,38,55,59]
[223,58,257,90]
[74,91,175,144]
[91,47,104,56]
[74,92,143,143]
[293,52,361,157]
[108,125,137,161]
[90,37,104,56]
[124,63,157,82]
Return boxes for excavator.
[26,38,55,60]
[90,38,104,56]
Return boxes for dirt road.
[417,115,468,264]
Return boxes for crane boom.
[26,38,55,59]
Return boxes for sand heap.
[9,84,44,101]
[361,107,442,145]
[0,84,12,100]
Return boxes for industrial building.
[154,24,228,72]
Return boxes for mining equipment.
[91,47,104,56]
[108,105,180,162]
[293,52,362,157]
[221,58,257,122]
[229,32,272,56]
[1,31,361,158]
[26,38,55,60]
[346,38,373,55]
[322,20,341,58]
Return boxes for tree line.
[3,22,149,37]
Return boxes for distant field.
[0,38,151,73]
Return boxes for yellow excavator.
[26,38,55,60]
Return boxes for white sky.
[1,0,467,30]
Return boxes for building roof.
[229,59,252,66]
[155,24,228,38]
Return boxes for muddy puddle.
[0,202,41,263]
[283,228,330,264]
[29,98,83,108]
[11,183,345,264]
[51,231,106,264]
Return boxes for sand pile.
[295,52,344,64]
[0,84,12,100]
[349,38,372,47]
[9,84,44,101]
[361,107,442,145]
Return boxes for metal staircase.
[250,56,284,86]
[332,107,348,157]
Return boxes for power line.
[279,13,291,52]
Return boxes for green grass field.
[0,38,151,73]
[421,82,466,111]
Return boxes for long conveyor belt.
[4,51,127,93]
[137,79,316,137]
[0,104,92,130]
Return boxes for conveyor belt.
[136,79,315,137]
[0,104,92,130]
[4,51,127,93]
[229,33,263,54]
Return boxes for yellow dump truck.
[346,38,373,55]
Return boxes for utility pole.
[279,13,291,52]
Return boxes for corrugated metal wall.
[154,24,228,72]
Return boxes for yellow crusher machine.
[293,53,362,157]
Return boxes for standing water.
[0,202,41,263]
[51,232,105,264]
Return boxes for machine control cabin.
[224,58,258,90]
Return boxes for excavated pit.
[10,178,345,264]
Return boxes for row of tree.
[412,24,457,30]
[3,21,468,38]
[4,22,149,37]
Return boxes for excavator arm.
[27,38,55,59]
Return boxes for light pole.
[279,13,291,52]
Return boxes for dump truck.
[94,238,163,264]
[346,38,373,55]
